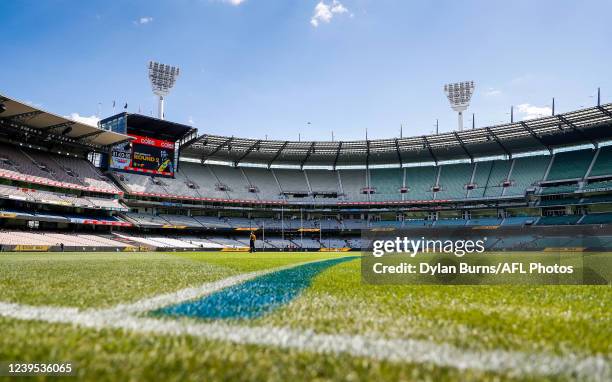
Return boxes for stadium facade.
[1,92,612,252]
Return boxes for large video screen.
[110,134,175,177]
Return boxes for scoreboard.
[110,134,175,177]
[101,112,195,179]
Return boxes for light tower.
[444,81,475,131]
[148,61,180,120]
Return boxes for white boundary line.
[0,258,609,380]
[0,302,609,380]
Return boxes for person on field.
[249,231,256,253]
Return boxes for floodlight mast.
[148,61,180,120]
[444,81,475,131]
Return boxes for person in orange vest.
[249,231,256,253]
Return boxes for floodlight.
[444,81,475,131]
[0,103,6,114]
[148,61,180,120]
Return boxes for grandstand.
[1,92,612,252]
[546,149,595,181]
[589,145,612,178]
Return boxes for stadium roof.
[182,103,612,167]
[0,93,130,148]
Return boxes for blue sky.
[1,0,611,140]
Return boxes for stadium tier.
[546,149,595,181]
[107,151,608,204]
[1,94,612,251]
[588,145,612,178]
[0,142,121,194]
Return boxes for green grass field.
[0,251,610,381]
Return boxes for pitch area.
[0,251,609,381]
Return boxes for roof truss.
[597,105,612,119]
[300,141,316,169]
[332,142,343,170]
[421,136,437,165]
[234,139,262,167]
[268,141,288,168]
[485,127,512,158]
[453,132,473,162]
[74,130,104,141]
[556,115,598,149]
[202,136,234,164]
[520,121,552,153]
[394,138,403,167]
[3,110,44,122]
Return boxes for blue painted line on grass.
[156,256,356,320]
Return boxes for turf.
[252,258,612,356]
[0,251,610,381]
[0,317,511,382]
[0,251,340,308]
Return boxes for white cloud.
[484,88,502,97]
[25,100,43,108]
[215,0,246,5]
[135,16,153,25]
[516,103,552,120]
[188,116,195,125]
[311,1,349,27]
[65,113,100,127]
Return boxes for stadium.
[1,1,611,380]
[0,88,611,380]
[1,93,612,251]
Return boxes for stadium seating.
[27,150,84,185]
[273,169,309,194]
[339,169,368,201]
[466,218,502,226]
[540,183,579,195]
[468,161,493,198]
[505,156,550,196]
[435,163,473,199]
[241,167,282,200]
[0,231,131,247]
[341,219,367,229]
[112,172,168,195]
[193,216,233,229]
[165,170,203,199]
[536,215,581,225]
[580,212,612,225]
[434,219,467,226]
[104,153,603,204]
[405,166,437,200]
[588,146,612,178]
[306,170,340,193]
[124,213,168,226]
[180,163,232,199]
[161,215,203,227]
[370,168,403,201]
[209,165,255,199]
[54,156,118,191]
[0,184,125,210]
[546,149,594,181]
[0,143,119,193]
[483,160,512,197]
[502,216,536,225]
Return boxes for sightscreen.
[110,134,175,177]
